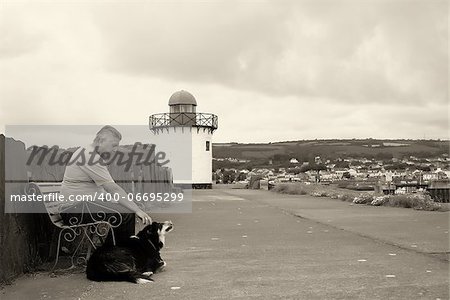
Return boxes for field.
[213,139,448,163]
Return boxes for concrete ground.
[1,188,449,299]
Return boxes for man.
[60,125,151,244]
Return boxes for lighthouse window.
[206,141,210,151]
[170,105,196,113]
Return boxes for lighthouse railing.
[149,113,218,130]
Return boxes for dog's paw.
[142,271,153,276]
[155,261,167,272]
[136,278,153,284]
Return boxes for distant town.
[212,139,450,201]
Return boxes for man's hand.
[136,210,152,225]
[103,183,152,225]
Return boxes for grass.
[271,183,447,211]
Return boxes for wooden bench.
[25,182,123,270]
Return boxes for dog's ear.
[140,222,156,234]
[137,224,152,238]
[147,222,161,235]
[146,222,154,234]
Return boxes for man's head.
[93,125,122,158]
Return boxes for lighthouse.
[149,90,218,188]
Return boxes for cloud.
[0,7,45,59]
[95,0,447,105]
[94,2,289,83]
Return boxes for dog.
[86,221,173,284]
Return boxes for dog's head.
[137,221,173,250]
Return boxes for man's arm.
[102,182,152,225]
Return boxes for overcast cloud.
[0,0,448,143]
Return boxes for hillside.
[212,139,449,169]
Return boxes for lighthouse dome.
[169,90,197,106]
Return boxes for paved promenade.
[1,188,449,299]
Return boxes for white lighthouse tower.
[149,90,218,188]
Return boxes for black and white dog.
[86,221,173,284]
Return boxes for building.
[149,90,218,188]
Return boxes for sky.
[0,0,448,144]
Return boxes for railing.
[149,113,218,131]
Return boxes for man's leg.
[105,213,135,245]
[61,203,136,246]
[60,205,94,225]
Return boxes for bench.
[25,182,123,270]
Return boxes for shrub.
[272,184,307,195]
[270,183,443,211]
[312,191,327,197]
[337,194,353,202]
[387,195,413,208]
[371,196,389,206]
[386,193,441,211]
[354,194,373,204]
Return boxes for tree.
[236,172,247,181]
[334,160,350,168]
[300,163,327,173]
[222,170,236,184]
